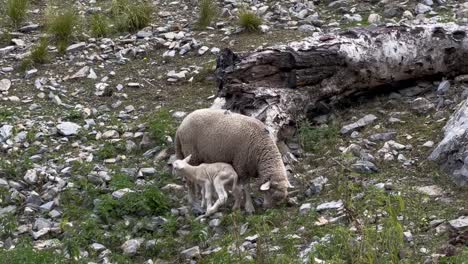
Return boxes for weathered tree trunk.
[214,24,468,141]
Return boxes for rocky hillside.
[0,0,467,263]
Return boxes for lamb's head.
[172,155,191,175]
[259,178,293,208]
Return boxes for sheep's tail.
[175,132,184,159]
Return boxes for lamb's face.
[172,155,192,175]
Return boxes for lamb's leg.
[244,183,255,214]
[200,184,206,209]
[207,177,229,216]
[204,181,213,211]
[232,182,243,211]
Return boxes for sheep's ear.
[260,181,271,191]
[184,155,192,163]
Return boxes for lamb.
[172,155,243,217]
[175,108,292,213]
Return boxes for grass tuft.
[197,0,217,29]
[147,108,176,146]
[46,8,78,54]
[238,8,262,32]
[5,0,28,28]
[111,0,152,33]
[298,121,339,153]
[90,13,111,38]
[30,38,49,64]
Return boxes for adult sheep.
[175,108,292,213]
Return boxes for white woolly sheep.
[175,108,292,213]
[172,155,243,217]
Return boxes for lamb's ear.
[260,181,271,191]
[183,154,192,163]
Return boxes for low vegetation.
[197,0,217,29]
[111,0,152,33]
[90,13,111,38]
[238,8,262,32]
[46,8,79,54]
[5,0,28,28]
[147,108,176,146]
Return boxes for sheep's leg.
[244,183,255,214]
[207,177,229,216]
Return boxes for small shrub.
[30,38,49,64]
[5,0,28,28]
[197,0,217,29]
[109,173,134,190]
[90,13,110,37]
[238,8,262,32]
[47,8,78,53]
[97,142,126,160]
[111,0,152,33]
[0,239,63,263]
[64,109,82,122]
[0,212,17,238]
[96,187,170,223]
[148,108,176,146]
[298,121,339,153]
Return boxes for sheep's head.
[259,179,293,208]
[172,155,191,175]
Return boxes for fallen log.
[214,23,468,141]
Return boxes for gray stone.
[0,125,13,142]
[90,243,106,251]
[299,203,312,215]
[448,216,468,230]
[403,231,413,242]
[305,176,328,196]
[430,100,468,185]
[70,66,90,79]
[24,169,38,184]
[437,80,450,95]
[0,79,11,91]
[180,246,200,259]
[411,97,435,114]
[0,205,16,216]
[416,185,444,197]
[316,200,343,211]
[298,24,315,33]
[33,217,52,231]
[57,122,81,136]
[121,239,143,256]
[367,13,382,24]
[341,114,377,134]
[351,160,379,173]
[137,31,153,38]
[369,132,396,142]
[102,130,119,139]
[415,3,432,14]
[19,24,40,32]
[209,218,221,227]
[112,188,134,199]
[40,201,54,212]
[66,42,86,52]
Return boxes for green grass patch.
[46,8,79,54]
[197,0,217,29]
[90,13,111,37]
[147,108,176,146]
[298,121,340,153]
[96,186,170,223]
[97,141,126,160]
[238,8,262,32]
[111,0,152,33]
[30,38,50,64]
[0,238,64,264]
[5,0,28,28]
